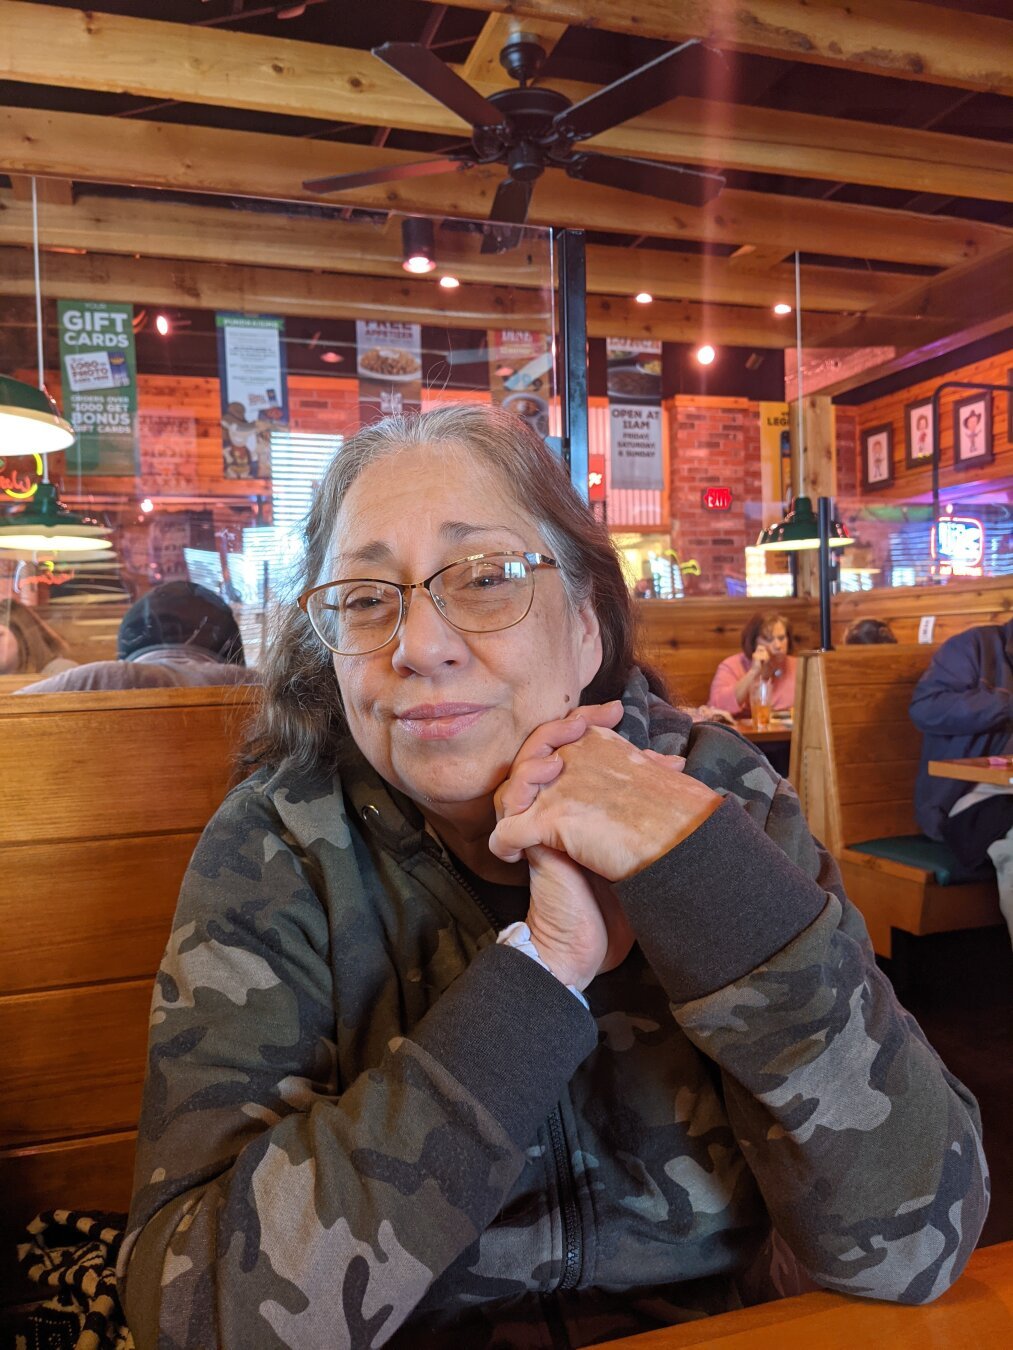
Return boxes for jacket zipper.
[433,846,583,1294]
[548,1105,582,1291]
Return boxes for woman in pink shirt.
[708,611,796,717]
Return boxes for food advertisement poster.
[215,312,288,480]
[606,338,663,490]
[58,299,138,476]
[356,321,422,425]
[487,329,552,440]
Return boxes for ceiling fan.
[303,35,726,250]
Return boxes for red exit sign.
[701,485,733,511]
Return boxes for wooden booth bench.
[791,645,1001,960]
[0,683,258,1308]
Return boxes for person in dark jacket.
[119,405,988,1350]
[15,580,256,693]
[909,618,1013,938]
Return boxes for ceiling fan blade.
[303,155,471,194]
[374,42,508,130]
[480,178,533,253]
[567,152,725,207]
[488,177,534,226]
[555,39,702,142]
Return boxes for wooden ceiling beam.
[0,190,917,313]
[3,107,1008,270]
[2,2,1012,202]
[429,0,1013,95]
[0,246,842,348]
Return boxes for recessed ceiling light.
[439,275,460,289]
[773,302,792,316]
[155,313,171,336]
[695,344,716,366]
[634,291,653,304]
[320,350,342,364]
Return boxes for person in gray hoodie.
[119,404,988,1350]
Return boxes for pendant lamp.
[0,375,75,456]
[0,177,112,555]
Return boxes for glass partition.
[0,183,556,679]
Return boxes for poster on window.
[607,338,663,489]
[216,313,288,480]
[58,300,138,476]
[356,321,422,426]
[487,329,552,438]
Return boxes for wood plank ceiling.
[0,0,1011,368]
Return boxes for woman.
[708,611,796,717]
[0,595,75,676]
[119,405,986,1349]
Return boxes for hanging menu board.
[58,299,139,477]
[216,313,288,480]
[606,338,663,490]
[356,321,422,425]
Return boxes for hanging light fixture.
[0,179,75,456]
[0,177,111,556]
[401,217,436,274]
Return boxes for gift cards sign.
[58,300,138,476]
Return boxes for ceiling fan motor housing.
[474,85,574,177]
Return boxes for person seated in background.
[844,617,898,645]
[0,597,76,677]
[117,406,985,1350]
[708,610,796,717]
[909,617,1013,940]
[16,580,257,694]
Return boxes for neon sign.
[14,559,76,593]
[0,453,43,501]
[931,515,984,577]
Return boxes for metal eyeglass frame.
[297,551,559,655]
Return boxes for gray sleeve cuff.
[615,797,828,1004]
[410,942,598,1148]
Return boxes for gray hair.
[245,403,654,775]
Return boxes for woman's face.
[761,621,789,660]
[328,442,602,820]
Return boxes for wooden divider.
[0,683,258,1304]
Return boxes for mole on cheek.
[562,693,571,704]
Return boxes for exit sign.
[701,486,733,511]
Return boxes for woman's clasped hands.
[489,700,721,990]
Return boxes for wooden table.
[738,719,792,745]
[929,756,1013,787]
[598,1239,1013,1348]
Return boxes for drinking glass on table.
[750,677,773,730]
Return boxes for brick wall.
[668,395,762,597]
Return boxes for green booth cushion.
[848,835,993,886]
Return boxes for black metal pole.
[556,228,589,500]
[818,495,833,651]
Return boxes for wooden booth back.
[790,644,931,857]
[0,684,258,1305]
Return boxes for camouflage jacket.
[119,669,989,1349]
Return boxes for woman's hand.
[494,702,635,990]
[490,716,722,884]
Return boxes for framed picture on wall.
[861,424,894,489]
[952,392,993,469]
[904,398,935,468]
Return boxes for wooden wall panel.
[0,691,254,843]
[0,981,151,1148]
[0,832,196,994]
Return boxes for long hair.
[245,403,663,774]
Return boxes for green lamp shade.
[0,481,112,554]
[0,375,76,456]
[756,495,851,551]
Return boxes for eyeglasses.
[298,551,559,656]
